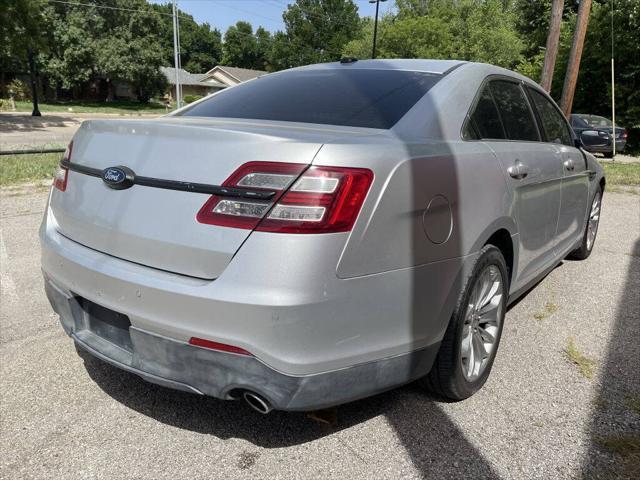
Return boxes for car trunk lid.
[49,118,327,279]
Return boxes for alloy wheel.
[460,264,504,381]
[586,191,601,251]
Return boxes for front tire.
[421,245,508,400]
[568,186,602,260]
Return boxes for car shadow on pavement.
[80,350,497,477]
[580,238,640,479]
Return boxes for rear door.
[528,88,589,255]
[467,79,563,289]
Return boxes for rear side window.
[490,81,540,141]
[529,88,573,145]
[467,86,505,139]
[179,69,442,129]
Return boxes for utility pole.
[610,0,616,157]
[560,0,592,117]
[172,0,182,109]
[369,0,387,59]
[540,0,564,92]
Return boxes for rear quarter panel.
[322,140,514,278]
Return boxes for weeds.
[564,336,596,379]
[534,302,559,321]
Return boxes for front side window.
[490,81,539,141]
[529,89,573,146]
[179,69,442,129]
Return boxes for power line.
[46,0,376,50]
[47,0,190,18]
[45,0,279,44]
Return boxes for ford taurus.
[40,59,605,413]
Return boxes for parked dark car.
[570,114,627,158]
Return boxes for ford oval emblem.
[102,166,135,190]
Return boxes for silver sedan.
[40,59,604,413]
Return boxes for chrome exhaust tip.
[243,391,272,414]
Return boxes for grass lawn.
[0,152,61,186]
[10,100,170,115]
[600,161,640,186]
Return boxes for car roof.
[292,59,542,90]
[294,59,467,75]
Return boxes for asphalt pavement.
[1,188,638,479]
[0,113,161,151]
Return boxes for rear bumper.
[584,140,626,154]
[40,199,471,409]
[45,278,439,411]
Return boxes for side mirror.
[579,129,610,148]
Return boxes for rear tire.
[568,185,602,260]
[421,245,508,401]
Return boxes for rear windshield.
[179,69,442,129]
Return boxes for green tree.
[0,0,48,95]
[93,3,167,102]
[268,0,360,70]
[0,0,48,66]
[255,27,273,70]
[570,0,639,150]
[151,3,222,73]
[39,5,101,94]
[345,0,523,68]
[37,0,166,103]
[222,21,258,69]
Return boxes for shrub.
[7,79,30,101]
[183,94,202,104]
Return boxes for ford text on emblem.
[102,166,135,190]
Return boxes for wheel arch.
[471,218,518,286]
[484,229,514,286]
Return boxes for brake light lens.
[196,162,373,234]
[621,129,628,140]
[196,162,307,229]
[257,166,373,233]
[53,141,73,192]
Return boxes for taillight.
[53,141,73,191]
[621,129,628,140]
[196,162,307,229]
[257,166,373,233]
[196,162,373,234]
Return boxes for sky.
[149,0,395,34]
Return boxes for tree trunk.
[106,79,115,102]
[540,0,564,92]
[560,0,592,117]
[27,47,41,116]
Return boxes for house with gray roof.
[200,66,266,88]
[160,66,226,101]
[158,65,266,103]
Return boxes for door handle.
[507,162,529,180]
[564,159,575,171]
